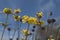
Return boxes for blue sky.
[0,0,60,40]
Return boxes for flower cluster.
[0,8,59,40]
[27,17,37,24]
[22,15,38,25]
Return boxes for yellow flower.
[27,17,38,24]
[22,15,29,23]
[37,11,43,18]
[22,16,37,24]
[27,17,34,24]
[38,20,44,26]
[13,15,20,21]
[3,8,12,14]
[33,17,38,25]
[14,9,21,14]
[22,30,30,36]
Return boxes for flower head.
[3,8,12,14]
[22,15,29,23]
[27,17,34,24]
[13,15,20,21]
[14,9,21,14]
[38,20,44,26]
[22,30,30,36]
[36,11,43,18]
[33,17,38,25]
[27,17,38,24]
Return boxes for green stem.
[6,14,8,24]
[32,32,34,40]
[51,23,53,34]
[1,28,5,40]
[55,28,60,40]
[1,14,8,40]
[12,30,16,40]
[8,31,10,40]
[16,21,20,40]
[19,22,22,40]
[25,24,30,40]
[27,24,30,30]
[25,36,27,40]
